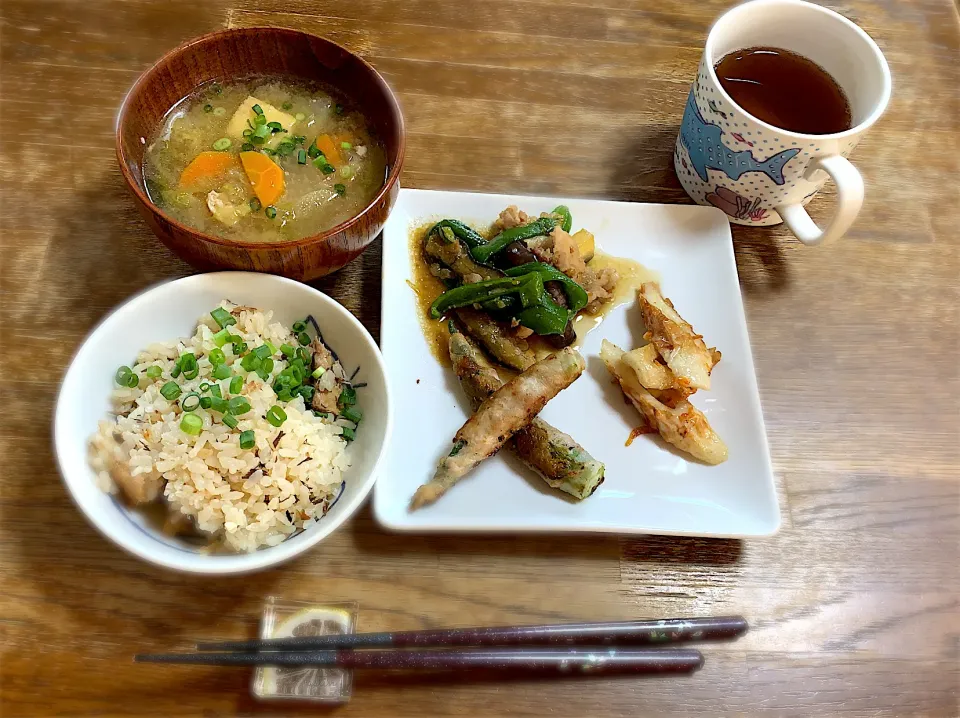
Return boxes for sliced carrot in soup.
[178,151,237,190]
[239,151,285,206]
[314,134,343,167]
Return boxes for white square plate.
[375,189,779,537]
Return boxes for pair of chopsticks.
[135,615,747,676]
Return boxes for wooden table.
[1,0,957,715]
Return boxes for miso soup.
[143,78,387,243]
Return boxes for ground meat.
[495,205,530,230]
[463,272,483,284]
[514,326,534,339]
[531,227,619,311]
[428,263,454,280]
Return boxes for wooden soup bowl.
[117,27,405,281]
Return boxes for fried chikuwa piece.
[449,326,605,500]
[601,340,728,465]
[410,347,586,510]
[638,282,719,391]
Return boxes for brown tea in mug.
[714,47,852,134]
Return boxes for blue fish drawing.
[680,91,799,185]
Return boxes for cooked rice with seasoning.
[88,302,351,553]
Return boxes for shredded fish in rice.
[88,302,352,553]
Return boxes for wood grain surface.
[1,1,958,716]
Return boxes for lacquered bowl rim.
[115,26,406,251]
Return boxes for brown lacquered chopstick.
[136,647,704,674]
[196,616,746,652]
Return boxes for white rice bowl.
[54,272,390,574]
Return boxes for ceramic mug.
[674,0,891,245]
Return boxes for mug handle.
[776,155,864,246]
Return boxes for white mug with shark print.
[674,0,891,245]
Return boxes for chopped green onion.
[288,363,305,385]
[229,375,243,394]
[260,358,275,375]
[199,396,213,410]
[276,141,296,156]
[266,121,283,131]
[222,414,239,429]
[181,392,201,412]
[251,135,265,146]
[209,348,226,366]
[307,142,321,159]
[341,406,362,424]
[115,366,138,388]
[265,341,277,355]
[334,183,346,197]
[179,353,199,380]
[292,320,307,333]
[338,385,357,408]
[276,388,293,402]
[239,430,256,450]
[320,163,335,175]
[210,307,236,329]
[265,206,277,219]
[296,385,315,402]
[198,382,210,393]
[203,104,213,113]
[254,123,270,138]
[252,345,272,360]
[281,101,293,111]
[296,347,312,364]
[280,343,296,358]
[295,112,306,122]
[240,353,261,372]
[210,397,229,413]
[228,396,252,415]
[311,366,326,379]
[334,103,344,115]
[180,413,203,436]
[212,328,231,347]
[241,142,255,152]
[252,103,264,116]
[212,137,231,151]
[242,128,254,138]
[339,165,353,179]
[160,381,181,400]
[314,411,332,420]
[145,366,162,380]
[230,339,247,355]
[293,135,307,145]
[170,360,182,379]
[254,114,267,127]
[210,383,222,399]
[266,405,287,427]
[340,141,353,150]
[262,147,277,156]
[248,197,262,212]
[297,149,307,165]
[297,331,310,346]
[213,107,226,117]
[213,363,232,380]
[341,426,356,442]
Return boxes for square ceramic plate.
[375,189,779,537]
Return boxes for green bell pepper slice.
[504,262,588,313]
[427,219,486,250]
[429,273,545,319]
[470,217,558,265]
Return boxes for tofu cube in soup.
[226,96,298,148]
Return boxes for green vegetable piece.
[212,137,231,151]
[341,406,362,425]
[470,217,558,264]
[239,430,255,449]
[252,103,264,116]
[266,405,287,427]
[145,366,162,380]
[341,426,356,442]
[334,183,346,197]
[504,262,589,313]
[209,348,226,366]
[180,414,203,436]
[160,382,181,400]
[552,205,573,233]
[297,149,307,165]
[213,363,232,380]
[429,273,545,320]
[181,392,201,412]
[426,219,486,250]
[210,307,237,329]
[227,396,252,415]
[248,197,261,212]
[265,206,277,219]
[338,385,357,409]
[222,414,239,429]
[115,366,138,388]
[281,101,293,111]
[229,375,243,394]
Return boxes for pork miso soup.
[143,78,387,242]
